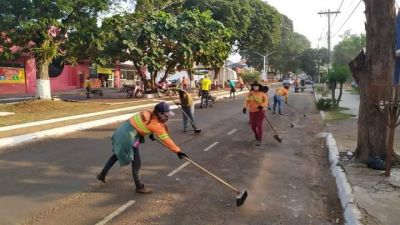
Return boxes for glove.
[242,108,247,114]
[177,152,188,160]
[149,134,156,141]
[257,106,263,111]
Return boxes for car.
[283,78,293,86]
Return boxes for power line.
[332,0,362,37]
[331,0,346,26]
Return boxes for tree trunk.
[337,82,344,107]
[160,67,171,82]
[330,81,336,100]
[134,64,149,90]
[35,60,52,99]
[349,0,396,163]
[214,67,221,82]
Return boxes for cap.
[155,101,175,116]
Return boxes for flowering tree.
[0,0,112,99]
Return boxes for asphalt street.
[0,87,343,225]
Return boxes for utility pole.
[318,9,340,69]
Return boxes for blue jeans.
[273,95,283,114]
[182,105,196,130]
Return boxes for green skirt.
[112,121,140,166]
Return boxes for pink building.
[0,57,121,95]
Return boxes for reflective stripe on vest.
[130,114,151,134]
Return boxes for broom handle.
[154,139,239,193]
[156,89,197,127]
[242,81,280,136]
[183,157,239,194]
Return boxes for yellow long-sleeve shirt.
[275,87,289,102]
[244,90,268,112]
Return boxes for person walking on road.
[243,81,268,146]
[228,79,236,99]
[200,75,212,108]
[238,76,244,91]
[273,85,289,115]
[85,77,91,98]
[97,102,188,194]
[178,89,198,132]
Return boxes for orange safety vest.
[129,111,181,153]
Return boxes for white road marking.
[167,162,190,177]
[204,141,219,152]
[228,129,237,135]
[95,200,135,225]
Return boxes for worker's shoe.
[136,185,152,194]
[96,173,106,183]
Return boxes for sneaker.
[136,185,152,194]
[96,173,106,183]
[256,141,261,146]
[272,111,276,114]
[183,128,188,132]
[279,113,283,116]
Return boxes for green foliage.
[316,98,336,110]
[240,71,261,83]
[328,64,351,84]
[333,34,366,65]
[0,0,112,69]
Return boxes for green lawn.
[325,107,356,121]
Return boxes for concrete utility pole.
[318,9,340,69]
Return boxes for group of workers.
[96,76,290,194]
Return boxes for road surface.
[0,87,343,225]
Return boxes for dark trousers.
[99,148,143,189]
[230,87,236,98]
[86,87,91,98]
[249,110,265,141]
[200,90,209,107]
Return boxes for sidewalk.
[321,88,400,225]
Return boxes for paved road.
[0,88,343,225]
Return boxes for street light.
[253,51,277,82]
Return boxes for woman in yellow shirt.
[243,81,268,146]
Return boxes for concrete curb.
[0,91,247,149]
[325,133,363,225]
[314,90,325,120]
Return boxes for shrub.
[316,98,335,110]
[240,71,261,83]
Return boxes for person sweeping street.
[243,81,269,146]
[96,101,188,194]
[178,89,198,132]
[273,85,290,115]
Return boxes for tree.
[239,0,281,70]
[0,0,112,99]
[327,64,351,106]
[349,0,396,163]
[333,34,366,65]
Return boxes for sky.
[230,0,369,62]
